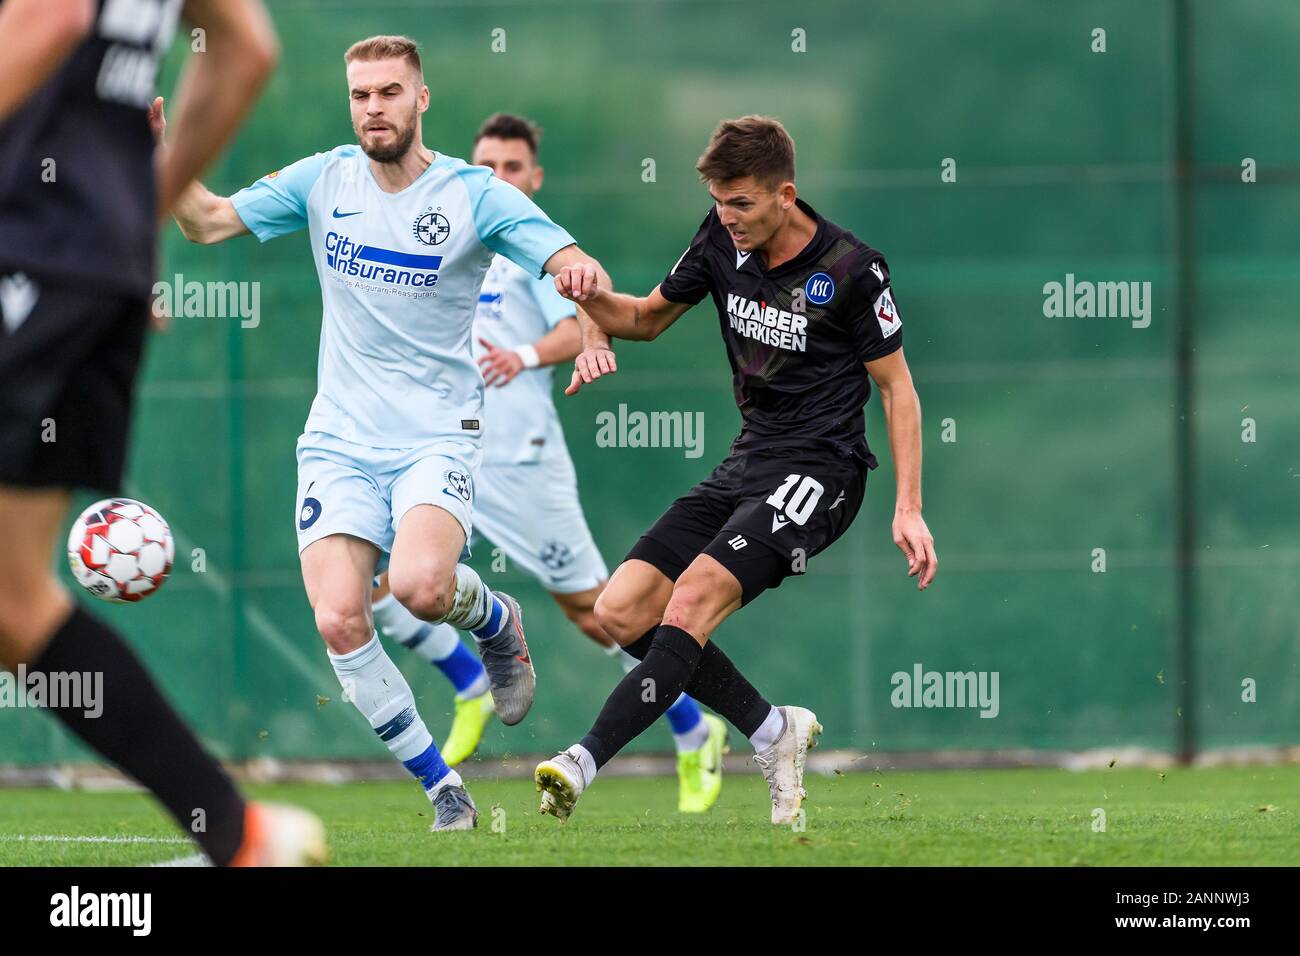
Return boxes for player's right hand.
[565,348,617,395]
[554,263,599,302]
[148,96,166,145]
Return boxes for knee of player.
[387,573,453,623]
[593,590,637,643]
[664,573,727,627]
[314,604,372,654]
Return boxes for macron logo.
[332,207,363,219]
[736,250,751,269]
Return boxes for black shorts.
[626,443,869,605]
[0,273,148,493]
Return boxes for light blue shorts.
[294,431,478,571]
[472,449,608,594]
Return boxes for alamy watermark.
[595,403,704,459]
[0,666,102,718]
[890,663,999,718]
[152,272,261,328]
[1042,273,1151,328]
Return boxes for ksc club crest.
[804,272,835,305]
[413,209,450,245]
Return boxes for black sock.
[622,625,771,738]
[29,606,247,865]
[580,625,702,768]
[621,626,657,660]
[681,641,773,738]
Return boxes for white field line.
[148,853,210,867]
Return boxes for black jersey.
[0,0,182,296]
[659,198,902,467]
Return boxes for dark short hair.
[473,112,542,156]
[696,115,795,188]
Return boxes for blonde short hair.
[344,35,423,79]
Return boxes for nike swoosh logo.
[332,207,363,218]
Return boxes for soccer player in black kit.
[0,0,323,864]
[541,116,937,824]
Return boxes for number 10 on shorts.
[766,473,824,527]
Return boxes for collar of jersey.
[361,148,451,198]
[735,197,828,276]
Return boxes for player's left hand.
[893,509,937,590]
[565,347,617,395]
[554,263,599,301]
[477,337,523,387]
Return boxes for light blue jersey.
[474,255,576,464]
[231,145,575,448]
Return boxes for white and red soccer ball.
[67,498,175,603]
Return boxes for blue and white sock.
[374,594,489,700]
[613,646,707,753]
[329,633,460,798]
[443,565,508,643]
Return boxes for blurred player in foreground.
[538,116,937,824]
[370,113,728,813]
[0,0,324,865]
[162,36,610,830]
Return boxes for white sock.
[673,720,710,752]
[328,633,454,794]
[568,744,598,787]
[748,706,786,752]
[375,598,490,700]
[443,564,507,639]
[374,593,436,647]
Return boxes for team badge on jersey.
[444,469,472,502]
[413,210,451,245]
[874,288,902,338]
[805,272,835,305]
[540,539,575,571]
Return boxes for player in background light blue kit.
[370,114,729,814]
[165,36,611,831]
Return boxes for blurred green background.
[6,0,1298,765]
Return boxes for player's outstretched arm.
[552,256,690,344]
[156,0,279,217]
[149,98,250,245]
[867,348,938,590]
[0,0,95,123]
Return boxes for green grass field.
[1,765,1296,866]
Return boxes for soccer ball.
[67,498,175,603]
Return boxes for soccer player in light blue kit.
[370,114,729,813]
[165,35,609,830]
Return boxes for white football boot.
[534,749,588,822]
[753,706,823,825]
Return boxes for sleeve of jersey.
[657,219,712,306]
[467,170,576,278]
[230,151,329,242]
[849,255,904,364]
[528,273,577,329]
